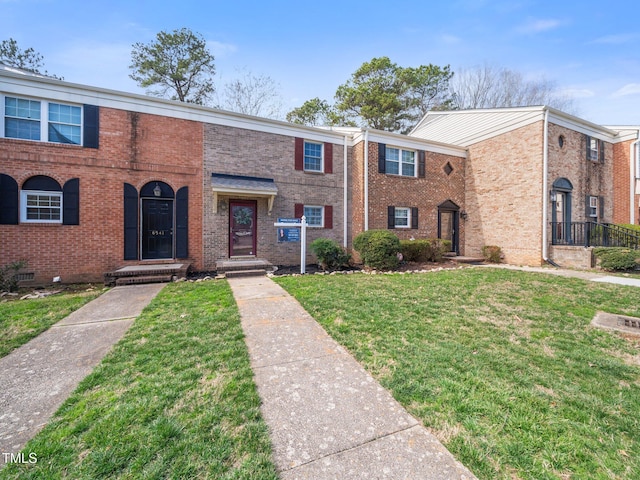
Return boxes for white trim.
[542,108,550,262]
[0,69,344,145]
[20,189,63,224]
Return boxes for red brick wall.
[0,107,203,284]
[350,140,466,250]
[612,139,634,224]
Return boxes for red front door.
[230,200,257,256]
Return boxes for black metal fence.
[550,222,640,249]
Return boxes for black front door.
[438,202,460,255]
[142,198,174,259]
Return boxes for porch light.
[460,210,468,219]
[550,190,557,203]
[153,183,162,197]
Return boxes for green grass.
[0,288,102,359]
[275,268,640,480]
[1,281,277,480]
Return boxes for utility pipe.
[343,134,348,247]
[541,108,550,263]
[364,129,369,231]
[630,133,640,224]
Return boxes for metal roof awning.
[211,173,278,214]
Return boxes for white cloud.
[207,41,238,59]
[589,33,639,45]
[612,83,640,98]
[559,88,595,99]
[440,34,462,45]
[515,18,562,34]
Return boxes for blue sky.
[3,0,639,125]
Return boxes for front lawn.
[275,268,640,480]
[0,288,102,359]
[1,281,277,479]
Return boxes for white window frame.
[303,141,324,172]
[386,146,416,177]
[2,95,83,146]
[588,195,598,218]
[588,137,599,162]
[394,207,411,228]
[303,205,324,227]
[20,189,63,224]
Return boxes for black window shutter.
[599,140,605,163]
[585,195,592,219]
[0,174,19,225]
[387,205,395,229]
[124,183,138,260]
[62,178,80,225]
[176,186,188,258]
[599,196,605,221]
[418,151,425,178]
[585,135,591,160]
[83,105,99,149]
[378,143,386,173]
[411,207,419,229]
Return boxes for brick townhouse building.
[412,107,640,267]
[1,66,638,283]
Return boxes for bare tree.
[221,69,283,119]
[450,64,577,114]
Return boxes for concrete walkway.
[227,275,476,480]
[0,283,165,465]
[478,263,640,287]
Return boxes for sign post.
[274,216,307,274]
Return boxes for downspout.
[541,108,551,263]
[364,129,369,231]
[343,134,348,247]
[630,132,640,224]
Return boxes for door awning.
[211,173,278,214]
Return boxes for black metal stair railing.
[550,222,640,249]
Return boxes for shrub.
[400,239,452,262]
[353,230,400,270]
[619,224,640,235]
[0,260,27,292]
[482,245,503,263]
[593,247,640,271]
[310,238,351,271]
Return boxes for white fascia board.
[602,127,640,143]
[354,129,467,158]
[546,109,618,141]
[0,70,345,145]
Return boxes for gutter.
[541,108,551,263]
[343,135,348,247]
[364,129,370,231]
[631,132,640,224]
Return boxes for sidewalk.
[477,263,640,287]
[227,275,476,480]
[0,283,165,464]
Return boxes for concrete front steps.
[216,258,275,278]
[104,263,190,286]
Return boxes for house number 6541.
[151,230,166,236]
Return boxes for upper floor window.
[304,141,323,172]
[585,135,604,163]
[385,146,415,176]
[3,96,84,146]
